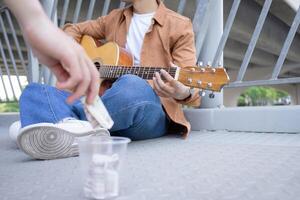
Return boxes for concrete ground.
[1,125,300,200]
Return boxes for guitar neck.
[97,65,177,80]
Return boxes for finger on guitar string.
[155,72,175,94]
[152,77,169,97]
[160,69,176,84]
[169,62,178,68]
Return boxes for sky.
[0,75,28,101]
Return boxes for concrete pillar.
[199,0,223,108]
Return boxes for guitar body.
[81,35,134,95]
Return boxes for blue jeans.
[19,75,169,141]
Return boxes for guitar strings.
[99,66,177,78]
[99,67,178,72]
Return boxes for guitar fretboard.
[97,65,177,80]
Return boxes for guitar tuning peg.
[218,62,222,68]
[209,92,215,99]
[200,68,205,73]
[197,80,202,86]
[207,61,212,67]
[197,61,203,67]
[207,82,212,88]
[211,68,216,73]
[199,89,206,97]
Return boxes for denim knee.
[21,83,70,101]
[112,74,159,103]
[116,74,148,87]
[20,83,44,102]
[110,102,168,140]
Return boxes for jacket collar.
[123,0,166,26]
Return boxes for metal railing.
[191,0,299,108]
[224,0,300,87]
[0,6,27,102]
[44,0,300,105]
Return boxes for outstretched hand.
[5,0,99,104]
[24,21,99,104]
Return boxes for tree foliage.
[237,86,290,106]
[0,102,19,112]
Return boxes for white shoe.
[16,119,110,160]
[9,121,21,146]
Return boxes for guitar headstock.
[177,66,230,92]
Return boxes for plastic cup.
[78,136,131,199]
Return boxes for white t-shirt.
[125,12,155,65]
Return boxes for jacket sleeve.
[62,16,107,42]
[172,20,201,107]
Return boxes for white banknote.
[81,96,114,130]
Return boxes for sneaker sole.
[17,124,107,160]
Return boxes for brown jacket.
[63,0,201,137]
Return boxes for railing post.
[297,84,300,105]
[27,0,57,84]
[199,0,223,108]
[40,0,57,86]
[28,0,56,84]
[27,51,39,83]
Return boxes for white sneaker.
[15,119,110,160]
[9,121,22,145]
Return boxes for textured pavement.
[1,126,300,200]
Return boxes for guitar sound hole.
[94,62,101,69]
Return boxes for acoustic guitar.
[80,35,230,96]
